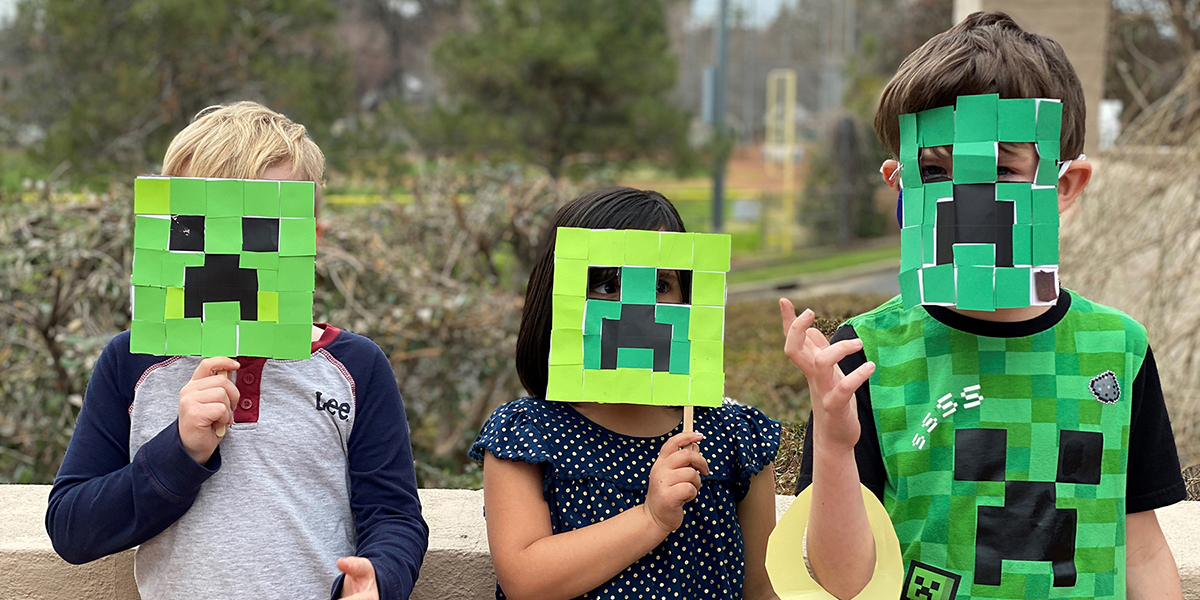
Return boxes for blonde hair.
[162,101,325,184]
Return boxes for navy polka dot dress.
[469,397,782,600]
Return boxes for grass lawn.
[729,243,900,285]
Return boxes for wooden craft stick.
[212,369,235,438]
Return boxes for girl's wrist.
[638,503,674,539]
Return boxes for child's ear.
[880,159,901,191]
[1057,159,1092,215]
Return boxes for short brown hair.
[874,12,1086,159]
[162,101,325,183]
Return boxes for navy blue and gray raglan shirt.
[46,325,429,600]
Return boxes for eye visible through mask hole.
[587,267,691,305]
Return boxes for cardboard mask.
[128,176,316,359]
[897,93,1063,311]
[545,228,731,407]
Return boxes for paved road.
[729,262,900,303]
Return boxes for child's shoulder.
[698,401,783,481]
[468,397,558,465]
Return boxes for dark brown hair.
[515,187,687,398]
[874,12,1086,159]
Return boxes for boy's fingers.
[814,338,864,371]
[188,376,240,403]
[779,300,807,336]
[337,556,374,580]
[834,361,876,399]
[186,402,228,429]
[190,357,240,381]
[804,327,831,352]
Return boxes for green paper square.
[1031,187,1058,224]
[134,178,171,215]
[203,301,241,323]
[133,286,166,322]
[692,233,731,272]
[903,185,925,227]
[584,334,601,369]
[917,105,955,147]
[130,320,166,355]
[652,372,691,406]
[659,232,694,269]
[998,182,1033,224]
[206,179,244,218]
[690,271,726,307]
[240,251,280,270]
[952,141,997,184]
[1035,155,1059,186]
[953,244,995,266]
[620,266,656,304]
[279,218,317,256]
[553,294,585,330]
[258,291,279,322]
[550,329,584,365]
[669,340,690,374]
[201,321,237,357]
[160,253,187,287]
[165,318,202,355]
[1013,224,1033,265]
[922,224,936,265]
[1037,139,1060,163]
[585,299,623,335]
[169,178,207,215]
[656,304,690,340]
[899,267,922,309]
[613,368,652,402]
[258,269,278,292]
[547,365,584,401]
[134,216,171,250]
[1036,100,1063,143]
[900,226,923,272]
[582,369,616,402]
[926,181,953,202]
[272,324,313,359]
[244,180,281,217]
[178,252,206,267]
[954,93,999,143]
[553,258,589,297]
[131,250,166,286]
[624,230,660,266]
[555,227,590,260]
[204,217,242,254]
[998,99,1037,142]
[280,181,316,218]
[956,266,995,311]
[165,286,185,320]
[923,264,956,304]
[689,339,722,373]
[589,230,625,265]
[690,371,724,407]
[616,347,654,369]
[236,320,276,357]
[900,112,918,152]
[1032,223,1059,264]
[277,291,312,324]
[277,257,316,291]
[688,306,723,341]
[995,267,1032,308]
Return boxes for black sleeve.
[794,324,888,502]
[1125,346,1186,513]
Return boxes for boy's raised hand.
[337,557,378,599]
[644,431,710,534]
[780,299,875,451]
[178,357,240,465]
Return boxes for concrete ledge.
[3,485,1198,599]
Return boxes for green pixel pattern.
[546,228,731,407]
[129,176,316,359]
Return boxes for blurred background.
[1,0,1197,492]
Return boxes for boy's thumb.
[337,556,372,579]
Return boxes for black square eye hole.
[242,217,280,252]
[657,268,691,305]
[169,215,205,252]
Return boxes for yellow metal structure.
[766,69,797,253]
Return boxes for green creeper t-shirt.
[795,290,1186,600]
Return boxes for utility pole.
[711,0,729,233]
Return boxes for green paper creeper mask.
[897,93,1063,311]
[129,176,316,359]
[545,228,731,407]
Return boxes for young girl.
[470,187,781,600]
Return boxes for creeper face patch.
[545,228,731,406]
[896,93,1063,311]
[129,176,316,359]
[903,561,962,600]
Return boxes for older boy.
[46,102,428,600]
[784,13,1186,600]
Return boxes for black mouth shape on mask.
[184,254,260,321]
[935,183,1016,267]
[599,304,675,372]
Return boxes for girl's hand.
[644,431,710,534]
[178,357,240,465]
[780,299,875,453]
